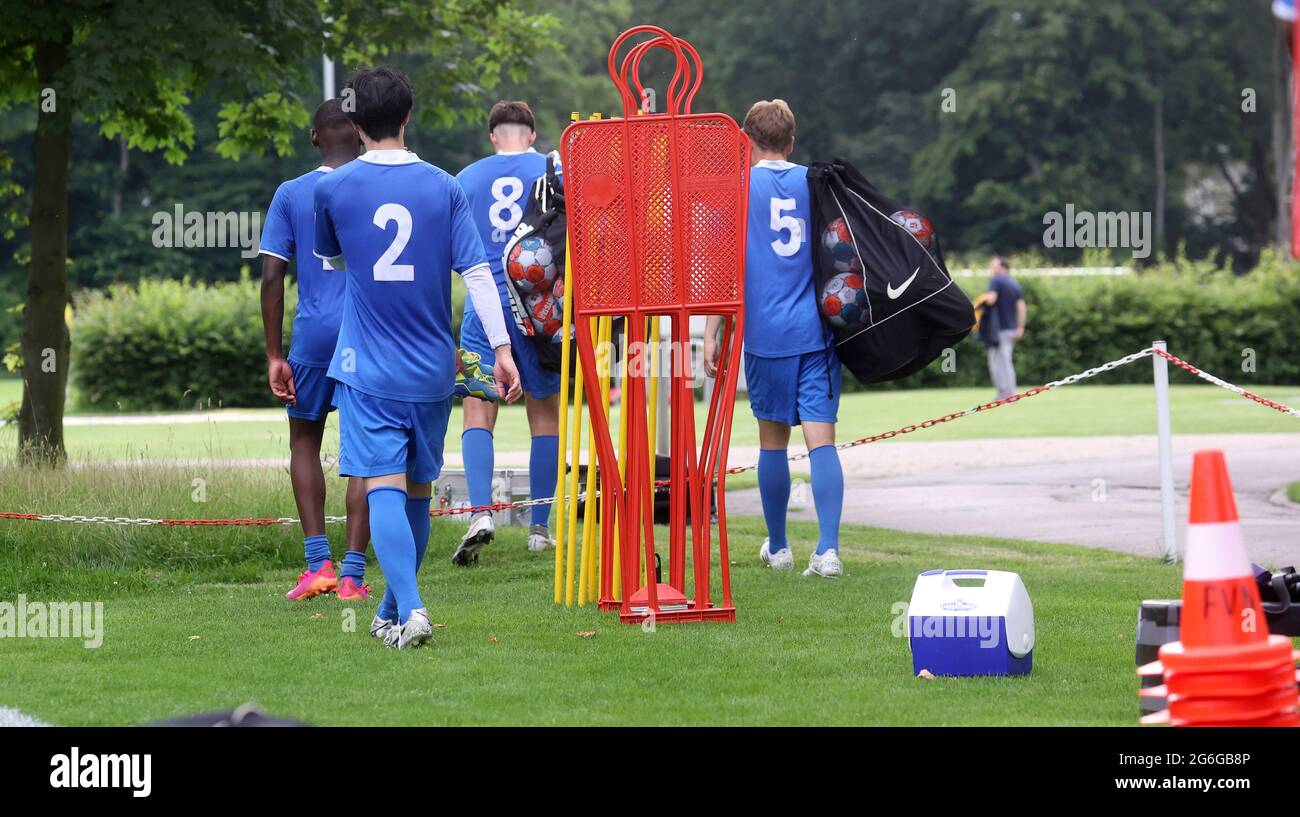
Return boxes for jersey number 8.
[489,176,525,243]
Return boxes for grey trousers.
[987,329,1017,399]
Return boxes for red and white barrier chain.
[2,346,1295,527]
[1151,347,1300,419]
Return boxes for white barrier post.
[1152,340,1178,563]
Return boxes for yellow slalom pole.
[552,111,581,606]
[563,324,587,608]
[578,317,609,605]
[644,316,661,586]
[646,317,661,466]
[593,316,614,601]
[553,234,576,605]
[612,323,629,600]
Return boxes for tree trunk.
[1153,89,1166,260]
[18,34,73,465]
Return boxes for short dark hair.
[345,66,413,141]
[313,98,352,134]
[993,255,1011,271]
[488,100,535,133]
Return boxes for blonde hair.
[743,99,796,153]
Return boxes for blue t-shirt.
[314,150,489,403]
[259,167,345,368]
[988,275,1023,332]
[744,160,830,358]
[455,151,550,308]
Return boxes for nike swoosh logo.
[886,266,920,300]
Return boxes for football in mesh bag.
[889,209,935,250]
[524,291,563,340]
[819,271,869,330]
[507,236,558,294]
[821,218,862,274]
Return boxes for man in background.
[260,98,369,601]
[984,255,1026,400]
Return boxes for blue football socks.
[529,434,559,527]
[809,444,844,554]
[304,534,331,572]
[462,428,495,510]
[366,487,422,624]
[340,550,367,583]
[757,448,791,552]
[377,495,433,624]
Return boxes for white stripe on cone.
[1183,521,1252,582]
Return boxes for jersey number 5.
[770,197,805,257]
[372,203,414,281]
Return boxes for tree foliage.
[0,0,556,460]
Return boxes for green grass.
[0,463,1184,726]
[1,383,1296,463]
[1289,481,1300,504]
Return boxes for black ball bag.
[502,155,567,373]
[807,158,974,384]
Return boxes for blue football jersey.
[259,167,345,368]
[455,151,550,302]
[314,150,489,402]
[744,160,830,358]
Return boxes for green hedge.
[66,256,1300,411]
[854,255,1300,391]
[72,273,470,412]
[72,275,295,411]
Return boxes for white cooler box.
[907,569,1034,677]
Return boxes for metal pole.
[322,55,336,101]
[1152,340,1178,563]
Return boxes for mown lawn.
[0,463,1181,726]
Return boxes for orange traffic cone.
[1180,451,1265,649]
[1138,451,1300,726]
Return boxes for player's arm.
[260,255,296,404]
[450,181,522,402]
[1015,297,1027,339]
[260,185,296,403]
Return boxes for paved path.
[724,434,1300,565]
[57,431,1300,565]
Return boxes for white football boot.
[759,538,794,571]
[527,523,555,553]
[384,608,433,649]
[452,512,494,566]
[803,548,843,578]
[369,614,396,641]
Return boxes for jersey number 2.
[372,203,414,281]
